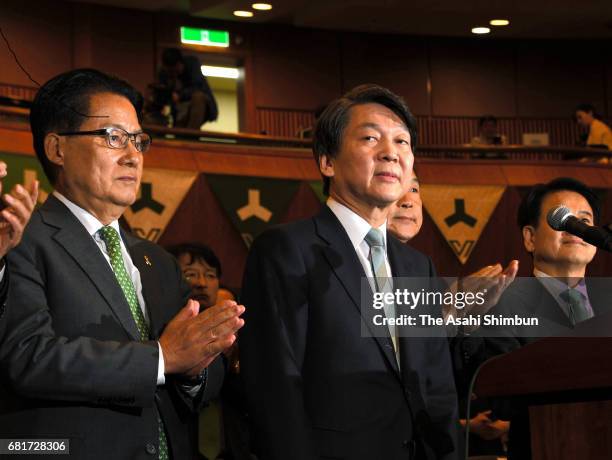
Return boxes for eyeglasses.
[57,127,152,153]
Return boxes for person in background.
[169,243,221,312]
[168,243,253,460]
[387,169,516,458]
[387,168,518,322]
[387,169,422,242]
[470,115,507,146]
[574,103,612,150]
[158,48,218,129]
[456,177,608,460]
[217,287,237,303]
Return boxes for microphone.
[547,206,612,252]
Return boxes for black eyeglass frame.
[56,127,152,153]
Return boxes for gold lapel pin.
[144,255,152,266]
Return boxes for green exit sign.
[180,27,230,47]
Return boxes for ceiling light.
[201,65,240,79]
[471,27,491,35]
[233,10,253,18]
[490,19,510,26]
[252,3,272,10]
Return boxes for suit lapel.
[41,195,140,340]
[531,279,573,327]
[124,234,165,339]
[314,206,400,377]
[585,278,612,318]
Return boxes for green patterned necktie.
[99,225,169,460]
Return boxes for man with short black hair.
[456,177,608,460]
[168,243,222,310]
[0,68,244,460]
[241,84,458,460]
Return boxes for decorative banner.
[308,180,326,203]
[0,152,52,205]
[123,168,198,242]
[420,185,506,264]
[206,174,300,248]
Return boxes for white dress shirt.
[327,198,400,359]
[54,191,166,385]
[326,197,393,287]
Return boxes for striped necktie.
[99,226,169,460]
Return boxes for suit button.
[402,439,410,447]
[145,443,157,455]
[403,387,411,398]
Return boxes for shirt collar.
[533,268,587,299]
[326,197,387,249]
[53,191,121,238]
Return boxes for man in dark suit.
[240,84,458,460]
[455,177,606,459]
[0,160,38,313]
[0,69,244,459]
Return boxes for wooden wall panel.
[340,33,430,115]
[0,3,610,132]
[0,0,72,86]
[429,39,517,117]
[88,5,156,95]
[251,27,342,111]
[516,40,607,117]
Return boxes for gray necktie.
[364,228,398,354]
[562,288,590,327]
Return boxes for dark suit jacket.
[455,276,612,387]
[0,195,224,459]
[0,260,8,320]
[240,206,458,460]
[454,276,612,460]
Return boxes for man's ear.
[319,153,335,179]
[522,225,536,253]
[44,133,65,167]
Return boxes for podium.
[473,318,612,459]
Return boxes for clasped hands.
[160,299,245,378]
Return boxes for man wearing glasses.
[0,69,244,460]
